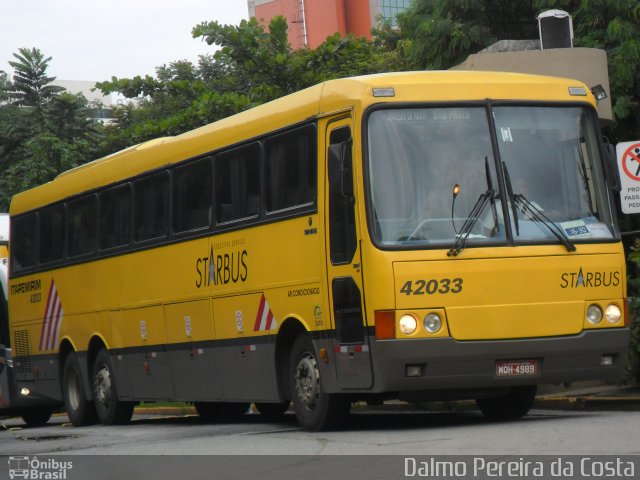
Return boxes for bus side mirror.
[328,139,354,199]
[603,140,621,192]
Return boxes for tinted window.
[12,213,38,270]
[100,184,131,249]
[39,205,64,263]
[173,159,212,233]
[329,126,357,264]
[134,172,169,242]
[67,196,97,257]
[265,125,316,212]
[215,144,260,223]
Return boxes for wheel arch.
[87,334,108,376]
[274,317,308,399]
[58,337,96,402]
[58,337,76,380]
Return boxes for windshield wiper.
[576,137,596,214]
[448,158,496,257]
[502,162,519,236]
[485,157,499,237]
[513,193,576,252]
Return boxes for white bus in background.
[1,213,11,411]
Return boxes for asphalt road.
[1,408,639,479]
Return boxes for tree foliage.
[96,17,405,145]
[7,48,65,123]
[0,48,101,210]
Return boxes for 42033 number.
[399,278,463,296]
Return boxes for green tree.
[2,133,93,199]
[0,70,11,102]
[96,16,406,149]
[395,0,538,70]
[0,48,100,210]
[7,47,64,124]
[45,92,99,141]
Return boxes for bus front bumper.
[370,328,630,393]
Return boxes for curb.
[134,406,196,416]
[130,396,640,417]
[534,396,640,411]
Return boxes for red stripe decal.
[254,294,266,331]
[39,280,55,350]
[265,310,274,330]
[48,298,63,351]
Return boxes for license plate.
[496,359,538,377]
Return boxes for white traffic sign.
[616,140,640,214]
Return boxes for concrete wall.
[453,47,612,124]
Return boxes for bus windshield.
[366,105,615,249]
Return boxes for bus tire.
[255,401,290,418]
[21,406,53,426]
[92,349,134,425]
[62,352,97,426]
[476,385,537,420]
[194,402,249,421]
[289,334,350,431]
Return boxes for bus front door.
[325,121,373,389]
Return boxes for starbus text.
[195,247,248,288]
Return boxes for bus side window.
[265,125,317,212]
[215,143,260,223]
[11,213,38,271]
[173,159,212,233]
[134,172,169,242]
[99,184,131,249]
[39,205,65,263]
[67,195,97,257]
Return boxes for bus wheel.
[289,335,350,431]
[194,402,250,421]
[62,352,97,426]
[21,406,53,426]
[476,385,537,420]
[92,349,134,425]
[255,401,290,418]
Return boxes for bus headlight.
[423,313,442,333]
[586,304,603,324]
[604,304,621,323]
[399,314,418,335]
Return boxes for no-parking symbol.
[616,140,640,213]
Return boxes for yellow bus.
[7,71,630,430]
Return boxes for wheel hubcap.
[294,352,320,409]
[94,365,112,410]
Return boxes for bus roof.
[10,70,595,215]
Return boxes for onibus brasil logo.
[8,457,72,479]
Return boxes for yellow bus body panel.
[394,249,624,340]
